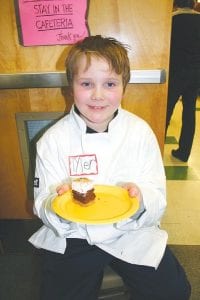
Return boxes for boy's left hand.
[121,182,142,203]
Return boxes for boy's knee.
[170,277,191,300]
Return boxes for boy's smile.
[72,55,124,132]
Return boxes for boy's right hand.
[56,184,71,195]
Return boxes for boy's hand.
[56,184,70,195]
[121,182,142,203]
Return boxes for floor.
[162,96,200,245]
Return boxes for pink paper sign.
[17,0,89,46]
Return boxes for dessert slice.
[71,177,95,205]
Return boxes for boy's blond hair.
[65,35,130,91]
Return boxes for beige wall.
[0,0,173,218]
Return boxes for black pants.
[40,239,191,300]
[166,68,200,160]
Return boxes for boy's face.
[72,54,124,132]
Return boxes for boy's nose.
[91,87,103,100]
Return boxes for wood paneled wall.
[0,0,173,218]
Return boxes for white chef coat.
[29,105,168,268]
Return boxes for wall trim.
[0,70,166,89]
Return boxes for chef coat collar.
[74,105,118,133]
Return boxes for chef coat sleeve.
[116,128,166,231]
[32,132,72,238]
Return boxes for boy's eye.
[81,81,92,87]
[105,82,116,88]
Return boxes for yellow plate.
[52,185,139,224]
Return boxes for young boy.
[29,35,191,300]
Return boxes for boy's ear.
[61,86,73,97]
[61,86,74,108]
